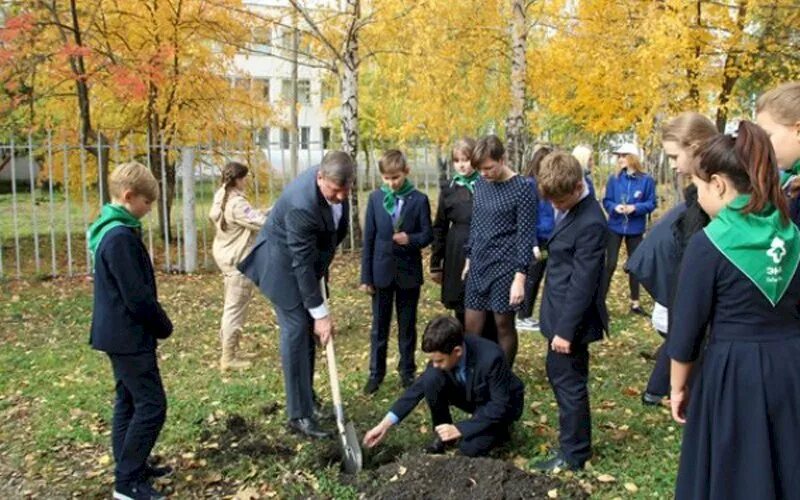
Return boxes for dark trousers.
[645,330,670,397]
[424,368,511,457]
[369,283,421,380]
[604,232,643,301]
[108,351,167,486]
[546,343,591,466]
[274,303,316,420]
[519,256,547,319]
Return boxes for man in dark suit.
[535,152,609,471]
[362,315,524,457]
[238,151,354,439]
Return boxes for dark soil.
[199,413,294,463]
[357,454,588,500]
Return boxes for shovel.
[320,278,363,474]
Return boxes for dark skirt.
[441,222,469,310]
[464,270,518,314]
[675,337,800,499]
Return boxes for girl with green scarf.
[667,122,800,499]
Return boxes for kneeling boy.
[535,152,608,471]
[363,315,524,457]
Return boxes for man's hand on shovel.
[314,315,334,345]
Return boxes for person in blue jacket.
[601,144,657,315]
[361,149,433,394]
[517,146,553,332]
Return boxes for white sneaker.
[516,318,540,332]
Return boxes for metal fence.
[0,133,445,280]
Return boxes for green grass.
[0,250,680,498]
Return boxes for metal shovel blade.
[340,421,363,474]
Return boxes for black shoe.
[363,378,381,395]
[144,457,173,481]
[533,452,582,472]
[400,373,415,389]
[113,480,166,500]
[641,391,664,407]
[630,305,649,317]
[287,417,330,439]
[425,437,446,455]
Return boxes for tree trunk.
[340,0,362,247]
[505,0,527,171]
[715,0,748,133]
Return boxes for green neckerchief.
[779,159,800,188]
[380,178,415,216]
[452,171,480,193]
[704,194,800,306]
[87,204,142,261]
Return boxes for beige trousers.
[219,271,255,348]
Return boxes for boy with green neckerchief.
[360,149,433,395]
[88,162,173,500]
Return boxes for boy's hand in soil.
[392,232,409,245]
[364,417,393,448]
[359,283,375,295]
[435,424,461,442]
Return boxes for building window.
[252,26,271,54]
[298,80,311,105]
[321,127,331,149]
[280,79,291,101]
[233,77,250,91]
[300,127,310,150]
[280,128,290,150]
[254,78,270,102]
[257,127,270,146]
[321,79,336,104]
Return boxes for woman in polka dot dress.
[463,135,537,366]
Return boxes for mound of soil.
[358,454,587,500]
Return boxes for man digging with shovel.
[364,315,524,457]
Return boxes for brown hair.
[617,153,645,175]
[471,135,505,169]
[421,315,464,354]
[522,146,553,178]
[538,151,583,200]
[219,161,249,231]
[109,162,159,202]
[694,121,789,224]
[452,137,476,161]
[756,81,800,126]
[662,112,718,149]
[378,149,408,174]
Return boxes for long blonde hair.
[617,154,645,175]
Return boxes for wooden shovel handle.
[320,279,344,413]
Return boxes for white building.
[234,0,341,172]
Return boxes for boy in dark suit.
[534,152,609,471]
[87,162,174,500]
[360,150,433,394]
[363,315,524,457]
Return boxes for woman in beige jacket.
[209,162,268,371]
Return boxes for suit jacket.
[90,226,173,354]
[389,336,524,440]
[361,188,433,289]
[238,167,349,311]
[540,195,609,344]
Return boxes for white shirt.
[651,302,668,333]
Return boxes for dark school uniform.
[539,193,608,467]
[387,336,524,457]
[668,231,800,499]
[90,226,173,487]
[361,187,433,381]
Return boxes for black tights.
[464,309,517,367]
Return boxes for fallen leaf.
[597,474,616,483]
[234,486,260,499]
[547,488,558,498]
[624,482,638,492]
